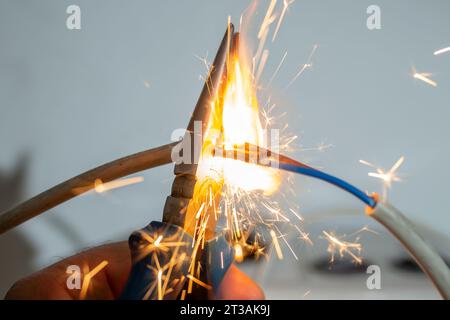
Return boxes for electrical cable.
[277,163,376,208]
[216,143,377,208]
[217,144,450,299]
[1,141,449,299]
[368,202,450,299]
[0,142,178,235]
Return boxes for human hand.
[5,241,264,300]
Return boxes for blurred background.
[0,0,449,299]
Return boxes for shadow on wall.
[0,154,87,298]
[0,154,36,298]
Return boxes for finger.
[5,241,131,300]
[213,264,265,300]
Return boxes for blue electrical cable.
[215,143,377,208]
[277,163,377,208]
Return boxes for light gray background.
[0,0,449,298]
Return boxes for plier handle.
[120,24,236,300]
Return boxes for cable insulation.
[278,163,377,208]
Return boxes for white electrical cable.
[367,202,450,299]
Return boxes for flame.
[215,55,280,194]
[222,61,262,145]
[183,33,281,244]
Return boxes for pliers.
[120,24,236,300]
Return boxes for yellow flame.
[216,56,280,194]
[184,40,280,238]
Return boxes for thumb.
[212,264,265,300]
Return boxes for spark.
[142,231,188,300]
[270,229,284,259]
[348,225,379,237]
[289,208,303,222]
[434,46,450,56]
[282,135,298,148]
[300,141,333,153]
[285,44,318,90]
[322,231,362,265]
[253,28,270,77]
[157,269,163,300]
[272,0,295,42]
[267,51,288,88]
[232,208,242,239]
[255,49,270,84]
[150,8,310,299]
[136,231,189,262]
[195,51,214,94]
[258,0,278,40]
[194,52,211,73]
[253,242,268,260]
[220,251,224,269]
[274,225,298,260]
[94,176,144,193]
[79,260,109,300]
[253,0,277,74]
[154,235,163,247]
[186,275,212,290]
[261,106,276,128]
[262,202,290,222]
[294,225,313,246]
[195,202,206,220]
[360,156,404,200]
[234,243,244,263]
[412,70,437,87]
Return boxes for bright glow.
[413,72,437,87]
[219,57,280,193]
[360,156,404,199]
[79,260,109,300]
[222,61,263,144]
[154,235,163,247]
[270,229,284,259]
[285,44,318,90]
[434,46,450,56]
[157,269,163,300]
[94,176,144,193]
[322,231,362,265]
[234,243,244,263]
[272,0,295,42]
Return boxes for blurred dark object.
[0,153,37,298]
[393,257,450,273]
[0,154,28,212]
[312,257,373,275]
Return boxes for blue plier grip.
[120,221,233,300]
